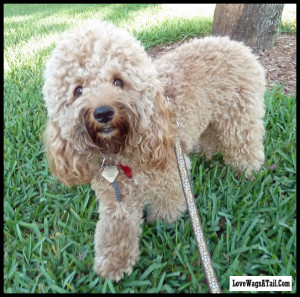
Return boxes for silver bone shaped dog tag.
[100,166,122,202]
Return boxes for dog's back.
[154,36,266,177]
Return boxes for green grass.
[4,4,296,293]
[280,4,296,34]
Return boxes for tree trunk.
[212,4,284,53]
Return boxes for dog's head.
[43,21,176,186]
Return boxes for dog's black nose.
[93,105,115,123]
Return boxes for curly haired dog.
[43,20,265,281]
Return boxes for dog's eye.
[113,78,124,88]
[74,86,83,98]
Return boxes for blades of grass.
[147,271,166,293]
[178,280,193,292]
[275,226,283,253]
[107,279,117,293]
[40,265,54,286]
[285,229,296,252]
[70,208,82,222]
[5,259,18,279]
[226,218,232,253]
[24,233,32,262]
[161,283,175,293]
[12,272,31,292]
[67,253,85,271]
[80,191,90,215]
[31,237,46,254]
[227,245,250,257]
[18,221,42,240]
[43,217,49,238]
[139,262,164,280]
[276,148,292,165]
[60,242,74,254]
[4,200,15,217]
[15,223,22,241]
[123,280,151,287]
[184,260,200,292]
[242,217,259,241]
[156,271,166,292]
[166,271,181,278]
[237,219,251,241]
[62,270,77,288]
[230,230,237,252]
[285,254,294,276]
[87,277,99,290]
[174,244,185,266]
[49,284,69,293]
[30,274,42,293]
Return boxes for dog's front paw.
[93,218,142,282]
[94,253,135,282]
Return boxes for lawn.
[4,4,296,293]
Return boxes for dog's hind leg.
[197,123,219,159]
[215,118,265,178]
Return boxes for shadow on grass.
[4,4,159,28]
[4,4,211,51]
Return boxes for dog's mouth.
[99,126,116,135]
[81,102,136,154]
[84,115,129,154]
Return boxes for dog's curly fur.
[43,20,265,281]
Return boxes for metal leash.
[167,97,222,293]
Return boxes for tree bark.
[212,4,284,52]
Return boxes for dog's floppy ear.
[44,120,96,186]
[138,91,177,171]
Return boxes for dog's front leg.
[92,178,144,282]
[145,156,190,224]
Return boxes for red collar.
[119,162,133,178]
